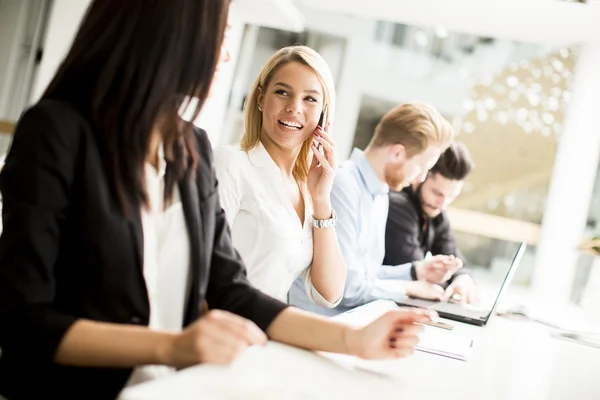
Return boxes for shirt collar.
[247,141,279,170]
[146,142,167,179]
[350,148,389,197]
[157,142,166,178]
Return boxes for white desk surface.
[119,300,600,400]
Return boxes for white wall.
[191,16,246,145]
[217,6,544,158]
[0,0,28,119]
[29,0,91,102]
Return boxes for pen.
[420,320,455,331]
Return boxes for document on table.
[333,300,475,361]
[416,325,474,361]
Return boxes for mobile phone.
[317,109,325,128]
[316,109,325,166]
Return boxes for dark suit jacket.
[384,185,469,282]
[0,99,288,399]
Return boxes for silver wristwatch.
[312,209,337,228]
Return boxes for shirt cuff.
[378,262,413,281]
[370,279,408,302]
[302,268,343,308]
[410,262,418,280]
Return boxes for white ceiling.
[296,0,600,46]
[231,0,305,32]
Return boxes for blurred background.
[1,0,600,324]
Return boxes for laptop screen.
[485,242,527,319]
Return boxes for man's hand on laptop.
[405,281,444,300]
[415,255,462,283]
[442,275,478,304]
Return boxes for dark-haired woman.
[0,1,435,398]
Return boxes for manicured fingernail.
[317,125,322,130]
[395,327,404,333]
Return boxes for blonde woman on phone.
[213,46,345,306]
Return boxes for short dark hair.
[43,0,230,218]
[429,141,474,181]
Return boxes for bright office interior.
[1,0,600,329]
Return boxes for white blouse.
[213,142,339,307]
[125,146,191,388]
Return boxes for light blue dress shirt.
[289,148,413,316]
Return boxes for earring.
[257,104,262,112]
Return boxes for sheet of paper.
[333,300,475,361]
[416,325,474,361]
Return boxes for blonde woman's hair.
[370,101,454,156]
[241,45,336,182]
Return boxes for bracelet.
[312,209,337,228]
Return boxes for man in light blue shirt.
[289,102,455,316]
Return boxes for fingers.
[313,127,338,169]
[311,140,329,168]
[309,150,319,169]
[315,125,335,148]
[391,323,424,339]
[201,315,246,347]
[432,254,452,262]
[389,328,421,356]
[207,310,267,346]
[198,319,248,361]
[463,290,472,304]
[456,286,467,304]
[390,335,420,350]
[428,283,445,300]
[194,311,263,365]
[424,261,452,282]
[405,281,443,300]
[428,269,449,283]
[453,257,464,270]
[442,285,456,302]
[465,287,479,304]
[380,322,425,359]
[313,133,334,154]
[312,134,336,168]
[204,340,247,365]
[392,347,416,358]
[383,309,438,325]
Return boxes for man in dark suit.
[384,142,477,303]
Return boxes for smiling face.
[258,61,324,151]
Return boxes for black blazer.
[384,186,469,283]
[0,99,288,399]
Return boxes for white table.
[119,300,600,400]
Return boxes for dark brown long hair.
[42,0,229,217]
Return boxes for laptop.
[397,242,527,326]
